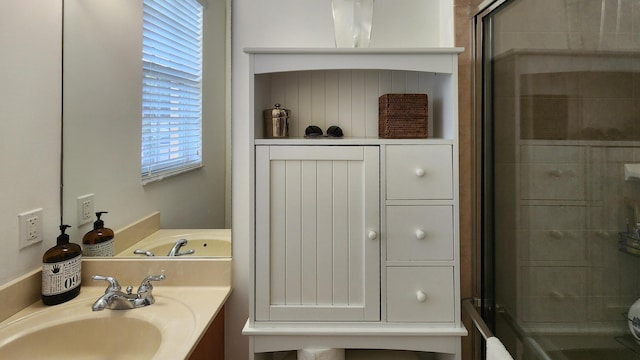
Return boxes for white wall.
[229,1,453,359]
[0,1,62,286]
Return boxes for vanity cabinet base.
[189,307,225,360]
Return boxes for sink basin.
[0,317,161,358]
[118,229,231,257]
[0,288,196,359]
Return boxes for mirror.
[62,0,231,257]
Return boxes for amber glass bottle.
[82,211,115,257]
[42,225,82,305]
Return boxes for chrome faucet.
[133,238,195,257]
[167,238,195,256]
[91,274,165,311]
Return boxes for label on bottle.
[83,239,114,257]
[42,255,82,296]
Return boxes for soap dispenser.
[82,211,115,257]
[42,225,82,305]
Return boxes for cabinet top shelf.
[244,47,464,55]
[246,48,464,75]
[254,138,456,146]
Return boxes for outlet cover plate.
[18,208,43,249]
[77,193,94,226]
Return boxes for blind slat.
[142,0,203,183]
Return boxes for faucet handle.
[133,249,155,257]
[92,275,121,292]
[136,274,165,305]
[144,274,165,282]
[138,274,165,293]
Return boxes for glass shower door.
[478,0,640,358]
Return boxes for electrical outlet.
[77,194,94,225]
[27,216,38,240]
[18,208,43,249]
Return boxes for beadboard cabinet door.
[255,145,380,322]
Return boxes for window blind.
[141,0,203,184]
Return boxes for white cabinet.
[244,48,466,360]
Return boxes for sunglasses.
[304,125,344,138]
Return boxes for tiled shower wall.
[492,0,640,54]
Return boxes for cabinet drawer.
[520,205,587,262]
[386,267,454,322]
[386,145,453,200]
[387,205,453,261]
[521,266,586,323]
[520,145,585,200]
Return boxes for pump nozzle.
[93,211,109,229]
[57,224,72,245]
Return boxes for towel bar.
[463,300,551,360]
[496,304,551,360]
[462,298,494,340]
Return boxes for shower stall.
[475,0,640,358]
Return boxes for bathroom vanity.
[243,48,466,359]
[0,258,231,359]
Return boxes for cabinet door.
[255,146,380,322]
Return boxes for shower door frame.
[472,0,511,335]
[472,1,640,359]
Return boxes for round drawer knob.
[550,290,565,300]
[416,291,426,302]
[416,229,426,240]
[548,230,563,239]
[548,169,563,177]
[415,168,425,177]
[368,230,378,240]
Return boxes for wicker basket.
[378,93,428,138]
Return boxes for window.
[141,0,203,184]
